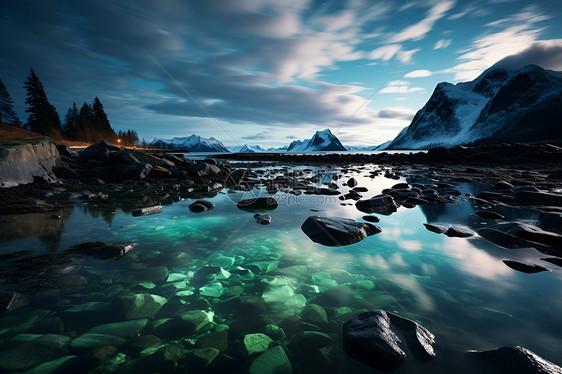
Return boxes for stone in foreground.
[343,310,406,372]
[470,346,562,374]
[301,216,381,246]
[249,345,293,374]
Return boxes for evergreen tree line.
[0,69,139,146]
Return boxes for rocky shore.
[1,139,562,373]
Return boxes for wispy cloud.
[389,1,455,43]
[404,69,433,78]
[434,38,452,49]
[379,80,425,94]
[369,44,419,63]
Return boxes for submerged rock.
[301,216,381,246]
[470,346,562,374]
[0,334,71,372]
[237,197,279,212]
[243,333,274,356]
[355,194,398,215]
[249,346,293,374]
[343,310,406,372]
[118,293,167,320]
[67,242,136,260]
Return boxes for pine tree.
[92,97,116,142]
[24,69,62,136]
[0,78,22,126]
[76,102,94,142]
[63,102,78,139]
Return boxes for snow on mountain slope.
[237,144,266,153]
[387,64,562,149]
[287,129,347,152]
[150,134,229,152]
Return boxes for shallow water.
[1,164,561,373]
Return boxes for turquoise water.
[0,165,561,373]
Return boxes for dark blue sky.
[1,0,561,147]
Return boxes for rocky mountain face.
[150,134,229,152]
[287,129,347,152]
[387,64,562,149]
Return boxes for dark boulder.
[503,260,549,274]
[356,194,398,215]
[475,210,505,219]
[423,223,448,234]
[470,346,562,374]
[343,310,406,372]
[254,214,271,225]
[504,222,562,248]
[187,162,220,177]
[387,312,436,360]
[347,178,358,187]
[121,163,153,180]
[478,228,535,249]
[445,226,475,238]
[538,212,562,234]
[80,141,119,163]
[189,200,215,213]
[301,216,381,247]
[515,191,562,206]
[237,197,278,212]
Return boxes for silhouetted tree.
[63,102,78,139]
[75,102,94,142]
[0,78,22,126]
[24,69,62,136]
[92,97,116,142]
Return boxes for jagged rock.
[470,346,562,374]
[187,162,220,177]
[80,141,119,163]
[355,194,398,215]
[423,223,448,234]
[237,197,279,212]
[301,216,381,246]
[387,312,436,360]
[0,138,60,187]
[343,310,406,372]
[475,210,505,219]
[445,226,475,238]
[121,163,153,180]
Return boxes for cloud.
[285,135,297,139]
[434,38,451,49]
[492,41,562,71]
[404,69,433,78]
[448,6,554,80]
[377,107,416,120]
[379,85,425,94]
[242,131,274,140]
[389,1,455,43]
[369,44,419,63]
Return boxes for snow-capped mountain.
[236,144,266,153]
[150,134,229,152]
[373,140,391,151]
[345,145,376,151]
[286,129,347,152]
[387,64,562,149]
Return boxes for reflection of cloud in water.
[441,238,513,282]
[362,254,390,270]
[392,274,436,312]
[389,253,407,266]
[400,240,423,251]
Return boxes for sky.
[1,0,561,148]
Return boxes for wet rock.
[227,295,267,315]
[127,335,162,352]
[197,331,228,352]
[187,162,220,177]
[515,191,562,206]
[477,228,534,249]
[352,186,368,192]
[190,347,220,369]
[255,214,272,225]
[89,319,148,338]
[58,345,117,374]
[249,346,293,374]
[121,163,153,180]
[355,194,398,215]
[290,331,333,352]
[0,291,21,313]
[67,242,136,260]
[56,275,87,289]
[177,310,213,334]
[118,293,168,320]
[538,212,562,234]
[243,333,274,356]
[470,346,562,374]
[132,205,162,217]
[343,310,406,372]
[302,304,328,325]
[0,334,71,372]
[504,222,562,248]
[503,260,549,274]
[70,333,126,349]
[237,197,279,212]
[475,210,505,219]
[445,226,475,238]
[347,178,358,187]
[387,312,435,360]
[189,200,215,213]
[494,181,514,190]
[542,257,562,267]
[423,223,447,234]
[301,216,381,246]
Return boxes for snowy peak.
[150,134,229,152]
[237,144,266,153]
[387,64,562,149]
[287,129,347,152]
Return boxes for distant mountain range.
[387,64,562,149]
[150,135,229,152]
[286,129,347,152]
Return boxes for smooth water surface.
[0,164,561,373]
